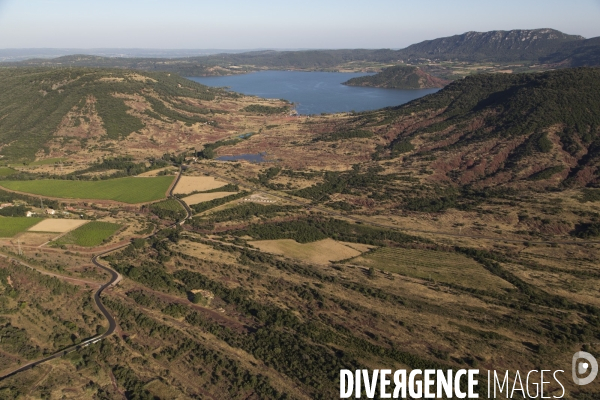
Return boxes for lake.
[187,71,439,115]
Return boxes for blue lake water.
[216,153,266,163]
[187,71,439,115]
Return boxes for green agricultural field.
[350,247,513,292]
[0,167,16,177]
[0,176,174,204]
[0,217,44,237]
[54,221,121,247]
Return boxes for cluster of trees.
[168,98,227,115]
[0,205,30,217]
[290,166,397,202]
[189,191,248,214]
[232,217,422,246]
[144,95,210,126]
[149,199,187,221]
[0,323,41,359]
[242,104,289,114]
[389,139,414,157]
[528,165,565,181]
[196,138,242,159]
[573,222,600,238]
[402,186,520,213]
[83,156,168,173]
[174,183,238,199]
[215,203,298,221]
[94,92,145,139]
[579,189,600,203]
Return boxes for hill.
[540,36,600,67]
[3,50,401,76]
[342,65,450,89]
[395,28,585,62]
[0,68,223,161]
[340,67,600,189]
[0,68,291,163]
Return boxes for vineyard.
[53,221,121,247]
[0,217,44,237]
[352,247,513,291]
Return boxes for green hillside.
[540,37,600,67]
[343,66,450,89]
[0,68,222,161]
[392,67,600,138]
[352,67,600,187]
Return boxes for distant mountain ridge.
[395,28,584,62]
[399,29,585,62]
[343,66,450,89]
[2,29,599,74]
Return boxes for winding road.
[0,169,192,382]
[0,247,123,381]
[2,164,596,381]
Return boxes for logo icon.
[572,351,598,386]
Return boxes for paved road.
[0,169,192,382]
[0,245,123,381]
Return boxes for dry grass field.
[27,219,88,233]
[172,240,238,265]
[249,238,362,264]
[182,191,237,206]
[10,232,57,247]
[174,176,228,194]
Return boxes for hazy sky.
[1,0,599,49]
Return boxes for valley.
[0,59,598,398]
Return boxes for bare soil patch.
[183,192,237,206]
[249,238,362,264]
[28,219,88,233]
